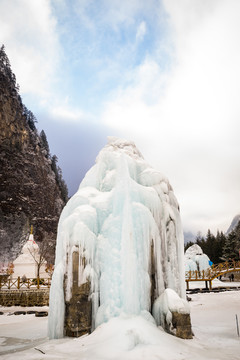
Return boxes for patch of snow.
[153,288,190,329]
[1,291,240,359]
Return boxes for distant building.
[13,228,49,278]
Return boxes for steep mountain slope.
[0,45,68,263]
[226,214,240,235]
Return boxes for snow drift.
[48,137,186,339]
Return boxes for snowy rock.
[185,244,203,258]
[48,137,187,339]
[226,214,240,234]
[152,288,192,339]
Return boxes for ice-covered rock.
[48,137,186,339]
[185,244,210,272]
[153,288,192,339]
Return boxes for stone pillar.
[64,251,92,337]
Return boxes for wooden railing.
[185,260,240,290]
[0,276,51,290]
[186,260,240,281]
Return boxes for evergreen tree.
[0,44,19,96]
[195,231,207,253]
[51,155,58,177]
[22,104,37,131]
[40,130,50,158]
[185,229,227,264]
[214,231,226,263]
[222,221,240,261]
[0,45,37,132]
[51,155,68,202]
[204,230,216,262]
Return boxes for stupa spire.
[28,225,36,244]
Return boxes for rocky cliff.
[226,214,240,235]
[0,45,68,263]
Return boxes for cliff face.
[226,214,240,235]
[0,46,67,263]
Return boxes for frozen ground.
[0,284,239,360]
[186,277,240,290]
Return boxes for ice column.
[48,137,186,339]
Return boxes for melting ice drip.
[48,137,186,338]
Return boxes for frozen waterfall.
[48,137,186,339]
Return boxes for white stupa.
[13,226,49,278]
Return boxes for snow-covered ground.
[0,283,239,360]
[186,277,240,290]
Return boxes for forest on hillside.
[0,45,69,265]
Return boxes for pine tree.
[204,230,216,262]
[214,231,226,263]
[22,104,37,131]
[0,44,19,96]
[196,231,208,255]
[222,222,240,261]
[40,130,50,158]
[51,155,58,177]
[51,155,68,202]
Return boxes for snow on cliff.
[226,214,240,234]
[48,137,185,338]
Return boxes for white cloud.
[0,0,91,124]
[2,0,240,235]
[102,0,240,234]
[73,0,160,32]
[136,21,147,43]
[0,0,60,97]
[49,103,93,124]
[50,106,84,123]
[99,0,158,29]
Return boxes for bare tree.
[27,230,55,278]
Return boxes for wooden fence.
[185,259,240,290]
[0,276,51,290]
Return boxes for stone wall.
[0,289,49,307]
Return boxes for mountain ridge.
[0,45,68,263]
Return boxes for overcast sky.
[1,0,240,237]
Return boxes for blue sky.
[1,0,240,236]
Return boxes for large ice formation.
[185,244,210,272]
[48,137,186,339]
